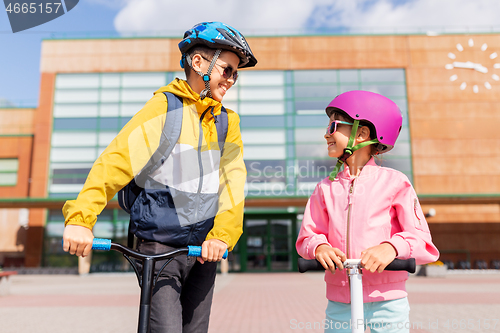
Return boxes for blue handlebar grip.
[92,238,112,251]
[187,246,228,259]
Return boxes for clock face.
[445,38,500,93]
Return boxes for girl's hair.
[329,107,379,155]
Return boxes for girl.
[296,90,439,333]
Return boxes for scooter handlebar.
[89,238,228,259]
[92,238,112,251]
[298,257,416,273]
[62,238,228,259]
[187,245,228,259]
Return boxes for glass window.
[52,132,97,147]
[239,71,284,86]
[0,158,18,186]
[51,162,93,170]
[244,146,286,160]
[239,87,284,101]
[295,128,326,143]
[101,74,121,88]
[100,89,120,103]
[53,118,98,130]
[55,74,100,89]
[49,184,85,194]
[120,103,143,117]
[294,115,326,128]
[246,182,287,196]
[360,69,405,82]
[223,89,238,101]
[338,70,359,82]
[51,168,89,185]
[54,90,99,103]
[121,73,166,88]
[120,89,153,103]
[295,100,329,113]
[99,104,120,117]
[50,148,97,163]
[295,144,327,158]
[98,132,118,146]
[99,117,120,130]
[294,70,338,83]
[339,84,361,94]
[361,84,407,97]
[240,116,285,128]
[120,117,132,127]
[239,101,285,115]
[222,101,238,113]
[293,85,338,99]
[53,104,99,118]
[241,130,285,145]
[49,69,412,199]
[245,160,286,178]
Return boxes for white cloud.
[113,0,332,36]
[113,0,500,36]
[310,0,500,33]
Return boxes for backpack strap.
[215,106,228,155]
[134,92,183,187]
[124,92,183,248]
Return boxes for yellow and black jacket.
[63,79,246,250]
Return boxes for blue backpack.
[117,92,228,247]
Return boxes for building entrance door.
[239,213,298,272]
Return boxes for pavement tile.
[0,272,499,333]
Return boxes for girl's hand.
[315,244,346,273]
[360,243,397,273]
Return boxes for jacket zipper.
[346,178,356,259]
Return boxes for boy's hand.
[198,239,228,264]
[62,225,94,258]
[360,243,397,273]
[315,244,346,273]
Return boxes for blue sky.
[0,1,120,107]
[2,0,500,107]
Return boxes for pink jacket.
[296,158,439,303]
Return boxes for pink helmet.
[326,90,403,153]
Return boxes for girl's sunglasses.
[326,120,354,135]
[201,56,238,83]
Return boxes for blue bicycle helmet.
[179,22,257,69]
[179,22,257,99]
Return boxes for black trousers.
[136,240,217,333]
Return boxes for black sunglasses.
[201,55,238,83]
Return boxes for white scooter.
[298,257,415,333]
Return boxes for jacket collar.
[155,78,222,115]
[337,157,380,180]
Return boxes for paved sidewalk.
[0,271,499,333]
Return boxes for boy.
[62,22,257,332]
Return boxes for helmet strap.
[185,49,222,100]
[328,120,380,181]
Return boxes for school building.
[1,32,499,272]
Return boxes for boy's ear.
[191,54,204,72]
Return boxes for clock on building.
[445,38,500,93]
